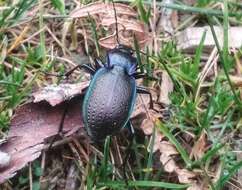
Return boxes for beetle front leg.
[64,64,96,78]
[44,64,96,79]
[94,58,105,69]
[137,86,154,109]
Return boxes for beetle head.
[106,45,137,76]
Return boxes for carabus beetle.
[50,2,153,144]
[82,45,153,142]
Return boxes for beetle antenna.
[111,0,120,46]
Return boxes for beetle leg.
[94,58,105,69]
[48,102,69,149]
[64,64,96,78]
[134,72,158,81]
[44,64,96,78]
[123,121,135,186]
[137,86,154,109]
[134,72,146,79]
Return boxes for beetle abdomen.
[82,67,136,141]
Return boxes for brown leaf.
[190,131,207,160]
[148,132,164,153]
[140,118,154,135]
[69,2,150,49]
[98,31,150,49]
[101,16,145,33]
[0,97,85,183]
[230,75,242,87]
[187,183,206,190]
[32,81,89,106]
[70,2,136,18]
[160,153,178,173]
[159,141,178,156]
[158,71,174,105]
[175,168,196,184]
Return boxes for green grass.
[0,0,242,189]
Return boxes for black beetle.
[50,2,153,144]
[82,45,153,142]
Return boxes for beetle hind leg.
[137,86,154,109]
[122,121,135,186]
[48,102,69,149]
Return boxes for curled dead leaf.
[69,2,150,49]
[0,97,85,183]
[158,71,174,105]
[187,183,206,190]
[148,132,164,153]
[175,168,196,184]
[160,153,178,173]
[159,141,179,156]
[140,118,154,135]
[32,81,89,106]
[99,31,150,49]
[101,16,145,33]
[230,75,242,87]
[70,2,136,18]
[190,131,207,160]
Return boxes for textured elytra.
[83,66,136,141]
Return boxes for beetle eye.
[127,63,136,76]
[105,63,114,70]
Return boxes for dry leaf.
[159,141,179,156]
[101,16,145,33]
[0,97,85,183]
[99,31,150,49]
[187,183,205,190]
[70,2,136,18]
[32,81,89,106]
[140,118,154,135]
[157,0,175,34]
[69,2,150,49]
[158,71,173,105]
[175,168,196,184]
[230,75,242,87]
[160,153,178,173]
[190,131,207,160]
[147,131,164,153]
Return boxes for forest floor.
[0,0,242,190]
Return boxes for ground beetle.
[56,2,154,143]
[82,45,153,142]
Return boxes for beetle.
[48,2,153,145]
[82,45,153,142]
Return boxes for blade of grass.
[155,120,192,167]
[100,136,111,180]
[194,30,206,101]
[99,180,189,189]
[144,127,155,180]
[207,19,241,107]
[120,0,242,17]
[216,160,242,189]
[133,35,143,73]
[38,0,46,62]
[89,14,100,56]
[192,143,224,167]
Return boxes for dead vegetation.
[0,0,242,189]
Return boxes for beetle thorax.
[107,48,137,76]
